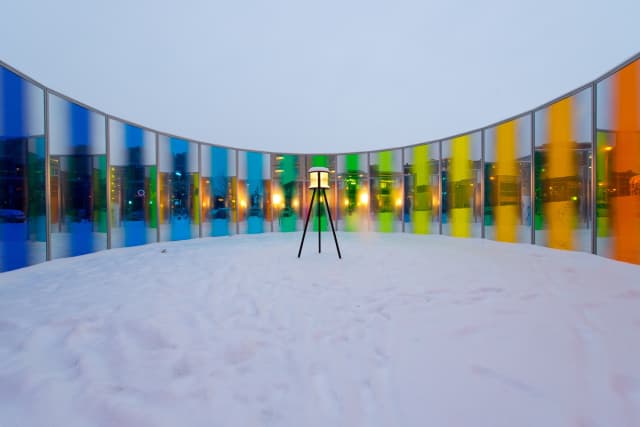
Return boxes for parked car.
[0,209,26,223]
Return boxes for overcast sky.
[2,0,639,154]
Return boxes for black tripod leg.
[323,189,342,259]
[297,189,316,258]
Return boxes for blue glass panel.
[49,94,107,259]
[158,136,198,241]
[0,67,46,271]
[211,146,230,236]
[109,120,157,248]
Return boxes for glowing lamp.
[308,166,330,189]
[298,167,341,259]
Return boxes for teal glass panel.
[201,145,236,236]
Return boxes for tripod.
[297,187,342,259]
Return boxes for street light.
[297,167,342,259]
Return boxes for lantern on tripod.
[297,167,342,259]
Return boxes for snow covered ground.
[1,232,639,427]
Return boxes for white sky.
[2,0,640,153]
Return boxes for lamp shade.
[308,167,330,189]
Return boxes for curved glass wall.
[2,53,640,271]
[0,66,46,271]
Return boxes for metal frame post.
[105,116,112,249]
[530,112,536,245]
[44,90,52,261]
[155,133,161,243]
[591,82,598,254]
[439,140,443,235]
[198,143,203,238]
[480,130,485,239]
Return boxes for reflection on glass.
[158,136,199,241]
[0,67,46,271]
[370,150,402,232]
[534,89,592,252]
[337,153,368,232]
[201,146,235,236]
[272,154,302,232]
[238,151,270,234]
[442,134,482,237]
[405,143,440,234]
[596,59,640,263]
[484,117,532,243]
[109,121,157,248]
[49,95,107,259]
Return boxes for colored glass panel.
[406,144,440,234]
[484,116,532,243]
[201,146,235,236]
[370,150,402,232]
[109,120,157,248]
[534,89,592,252]
[337,153,368,232]
[442,134,481,237]
[596,60,640,263]
[49,94,107,259]
[237,151,270,234]
[272,154,302,232]
[158,136,199,241]
[0,67,46,271]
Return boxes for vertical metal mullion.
[439,141,443,235]
[366,152,371,232]
[155,133,161,243]
[270,154,274,233]
[105,116,112,249]
[591,83,598,254]
[333,157,338,232]
[302,155,307,229]
[480,130,485,239]
[235,149,240,235]
[401,149,405,233]
[198,143,203,239]
[530,112,536,245]
[44,90,52,261]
